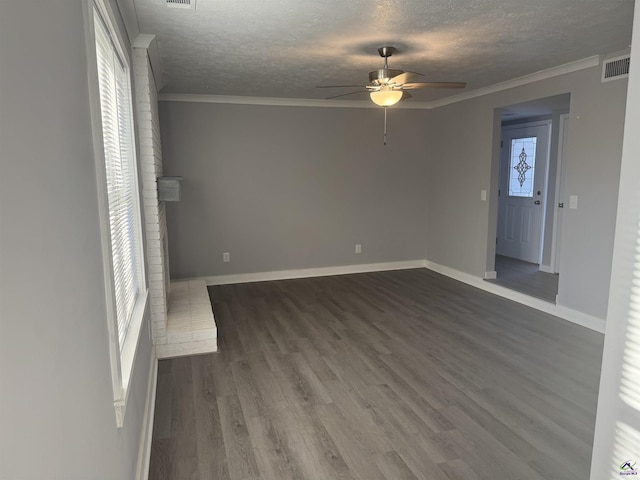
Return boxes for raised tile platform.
[155,279,217,359]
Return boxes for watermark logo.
[620,461,638,476]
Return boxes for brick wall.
[133,46,168,345]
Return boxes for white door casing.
[497,121,552,263]
[550,114,570,273]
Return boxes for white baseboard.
[185,258,605,333]
[539,264,555,274]
[425,260,605,333]
[136,349,158,480]
[484,270,497,280]
[201,260,426,286]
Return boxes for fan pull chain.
[383,107,388,145]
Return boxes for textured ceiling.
[131,0,635,101]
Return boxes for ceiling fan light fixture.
[369,89,403,106]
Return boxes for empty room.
[1,1,640,480]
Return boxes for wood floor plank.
[169,357,198,480]
[314,402,388,480]
[437,458,482,480]
[480,386,592,474]
[244,402,306,480]
[445,387,540,463]
[373,383,456,434]
[441,405,548,480]
[152,361,173,440]
[319,380,393,455]
[290,337,340,384]
[275,400,355,480]
[148,438,172,480]
[230,359,269,420]
[208,350,237,399]
[268,351,333,406]
[375,450,420,480]
[527,451,584,480]
[213,302,246,363]
[244,351,287,406]
[191,355,230,480]
[149,269,603,480]
[217,393,262,480]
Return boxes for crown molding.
[157,93,433,109]
[426,55,601,109]
[159,55,601,110]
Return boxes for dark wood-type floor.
[149,268,603,480]
[488,255,560,303]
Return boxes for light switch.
[569,195,578,209]
[481,190,487,201]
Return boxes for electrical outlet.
[569,195,578,209]
[355,244,362,254]
[223,252,230,262]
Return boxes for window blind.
[94,9,140,350]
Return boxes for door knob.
[534,200,541,205]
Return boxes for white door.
[497,122,551,263]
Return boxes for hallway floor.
[487,255,559,303]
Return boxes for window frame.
[85,0,149,428]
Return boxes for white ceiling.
[129,0,635,102]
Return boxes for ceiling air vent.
[166,0,196,9]
[602,54,630,82]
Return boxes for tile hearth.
[155,279,217,359]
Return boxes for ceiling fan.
[318,46,467,107]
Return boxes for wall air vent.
[602,54,630,82]
[166,0,196,9]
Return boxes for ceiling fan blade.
[403,81,467,89]
[325,90,368,99]
[316,85,365,88]
[401,91,413,100]
[389,71,424,85]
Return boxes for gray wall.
[0,2,152,479]
[426,98,498,275]
[160,102,430,278]
[426,66,628,319]
[161,65,626,320]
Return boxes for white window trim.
[84,0,149,428]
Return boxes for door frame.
[549,113,570,274]
[497,119,552,265]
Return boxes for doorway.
[487,94,570,303]
[497,121,551,263]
